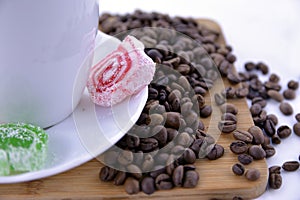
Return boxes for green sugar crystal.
[0,123,48,176]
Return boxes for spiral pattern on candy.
[87,36,156,107]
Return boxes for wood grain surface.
[0,19,268,200]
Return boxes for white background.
[99,0,300,199]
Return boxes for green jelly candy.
[0,123,48,175]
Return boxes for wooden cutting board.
[0,19,268,200]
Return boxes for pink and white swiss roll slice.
[87,35,156,107]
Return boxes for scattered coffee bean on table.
[232,163,245,176]
[245,168,260,181]
[279,102,294,116]
[282,161,300,172]
[277,125,292,139]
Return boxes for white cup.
[0,0,101,128]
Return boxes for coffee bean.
[125,177,140,194]
[183,170,199,188]
[248,126,264,145]
[271,135,281,145]
[177,132,193,147]
[140,138,159,152]
[142,154,155,172]
[295,113,300,122]
[268,173,282,189]
[127,164,142,179]
[183,148,197,164]
[267,114,278,126]
[167,128,179,141]
[232,163,245,176]
[218,120,237,133]
[141,177,156,195]
[249,145,266,160]
[267,90,284,102]
[252,110,267,126]
[238,154,253,165]
[221,113,237,123]
[233,130,253,143]
[250,104,262,116]
[277,125,291,139]
[293,122,300,136]
[114,171,127,186]
[230,141,248,154]
[118,150,134,165]
[200,105,212,118]
[269,73,280,83]
[251,97,267,108]
[99,166,117,182]
[264,81,281,91]
[256,62,269,74]
[214,93,225,106]
[220,103,238,115]
[287,80,299,90]
[236,87,249,98]
[155,174,173,190]
[164,112,181,129]
[262,144,276,158]
[282,161,299,172]
[269,166,281,174]
[279,102,293,116]
[172,165,184,187]
[245,168,260,181]
[147,113,164,126]
[244,62,256,71]
[222,87,236,99]
[283,89,296,100]
[206,144,224,160]
[263,119,276,137]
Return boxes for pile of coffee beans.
[98,10,300,197]
[98,10,231,195]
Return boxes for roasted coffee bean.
[238,154,253,165]
[221,113,237,123]
[253,110,267,126]
[155,174,173,190]
[283,89,296,100]
[206,144,224,160]
[167,128,179,141]
[220,103,238,115]
[232,163,245,176]
[190,139,204,156]
[269,73,280,83]
[248,126,264,145]
[183,170,199,188]
[99,166,117,182]
[293,122,300,136]
[264,81,281,91]
[287,80,299,90]
[147,113,164,126]
[262,144,276,158]
[177,132,193,147]
[268,173,282,189]
[244,62,256,71]
[245,168,260,181]
[236,87,249,98]
[269,166,281,174]
[118,150,134,165]
[140,138,159,152]
[251,97,267,108]
[249,145,266,160]
[221,87,236,99]
[279,102,293,116]
[141,177,155,195]
[263,119,276,137]
[172,165,184,187]
[256,62,269,74]
[277,125,291,139]
[267,90,284,102]
[230,141,248,154]
[142,154,155,171]
[267,114,278,126]
[200,105,212,118]
[125,177,140,194]
[194,86,207,96]
[164,112,181,129]
[114,171,127,186]
[250,104,262,116]
[193,94,206,109]
[295,113,300,122]
[218,120,237,133]
[152,125,168,146]
[171,145,185,155]
[233,130,253,143]
[282,161,300,172]
[271,135,281,145]
[127,164,142,179]
[182,148,197,164]
[214,93,225,106]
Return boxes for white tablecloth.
[99,1,300,199]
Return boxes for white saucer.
[0,87,148,184]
